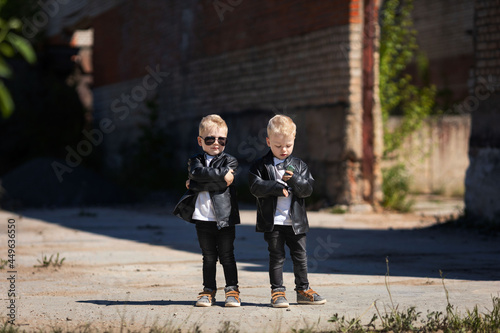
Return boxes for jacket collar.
[263,150,292,166]
[202,151,225,164]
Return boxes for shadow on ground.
[21,205,500,282]
[76,300,267,307]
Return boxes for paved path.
[0,202,499,332]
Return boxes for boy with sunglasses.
[173,114,241,307]
[248,114,326,308]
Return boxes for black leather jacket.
[173,152,240,229]
[248,150,314,234]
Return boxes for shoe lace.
[226,290,240,302]
[299,288,317,300]
[271,291,287,302]
[198,290,215,301]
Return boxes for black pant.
[195,221,238,290]
[264,225,309,291]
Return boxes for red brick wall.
[411,0,475,104]
[196,0,352,57]
[465,0,500,221]
[93,1,185,86]
[92,0,354,87]
[475,0,500,80]
[91,0,361,204]
[92,7,124,86]
[470,0,500,150]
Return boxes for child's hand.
[185,179,190,189]
[224,169,235,186]
[282,170,293,182]
[282,188,289,197]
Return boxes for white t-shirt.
[192,154,217,221]
[273,157,292,226]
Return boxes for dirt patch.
[1,205,499,332]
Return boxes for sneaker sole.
[272,303,289,308]
[196,302,214,307]
[225,302,241,307]
[297,299,327,305]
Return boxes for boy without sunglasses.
[248,115,326,308]
[173,114,241,307]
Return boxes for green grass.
[328,262,500,332]
[2,295,499,333]
[3,258,499,332]
[330,205,347,214]
[382,164,415,212]
[34,253,66,268]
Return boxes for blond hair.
[267,115,296,138]
[199,114,228,136]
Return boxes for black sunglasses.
[199,136,227,146]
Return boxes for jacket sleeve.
[286,161,314,198]
[249,162,288,198]
[188,157,229,181]
[188,156,238,192]
[188,179,227,192]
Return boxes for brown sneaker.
[224,286,241,307]
[296,288,326,305]
[271,288,289,308]
[196,288,216,307]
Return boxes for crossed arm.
[186,157,237,191]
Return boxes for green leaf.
[6,32,36,64]
[0,57,12,78]
[8,18,22,30]
[0,80,14,118]
[380,0,436,154]
[0,43,15,57]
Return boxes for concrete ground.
[1,197,499,332]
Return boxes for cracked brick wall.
[465,0,500,221]
[90,0,383,206]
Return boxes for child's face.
[198,126,227,156]
[266,133,295,160]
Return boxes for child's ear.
[197,136,204,147]
[266,137,270,147]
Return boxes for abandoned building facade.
[44,0,499,219]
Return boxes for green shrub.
[380,0,437,156]
[382,164,414,212]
